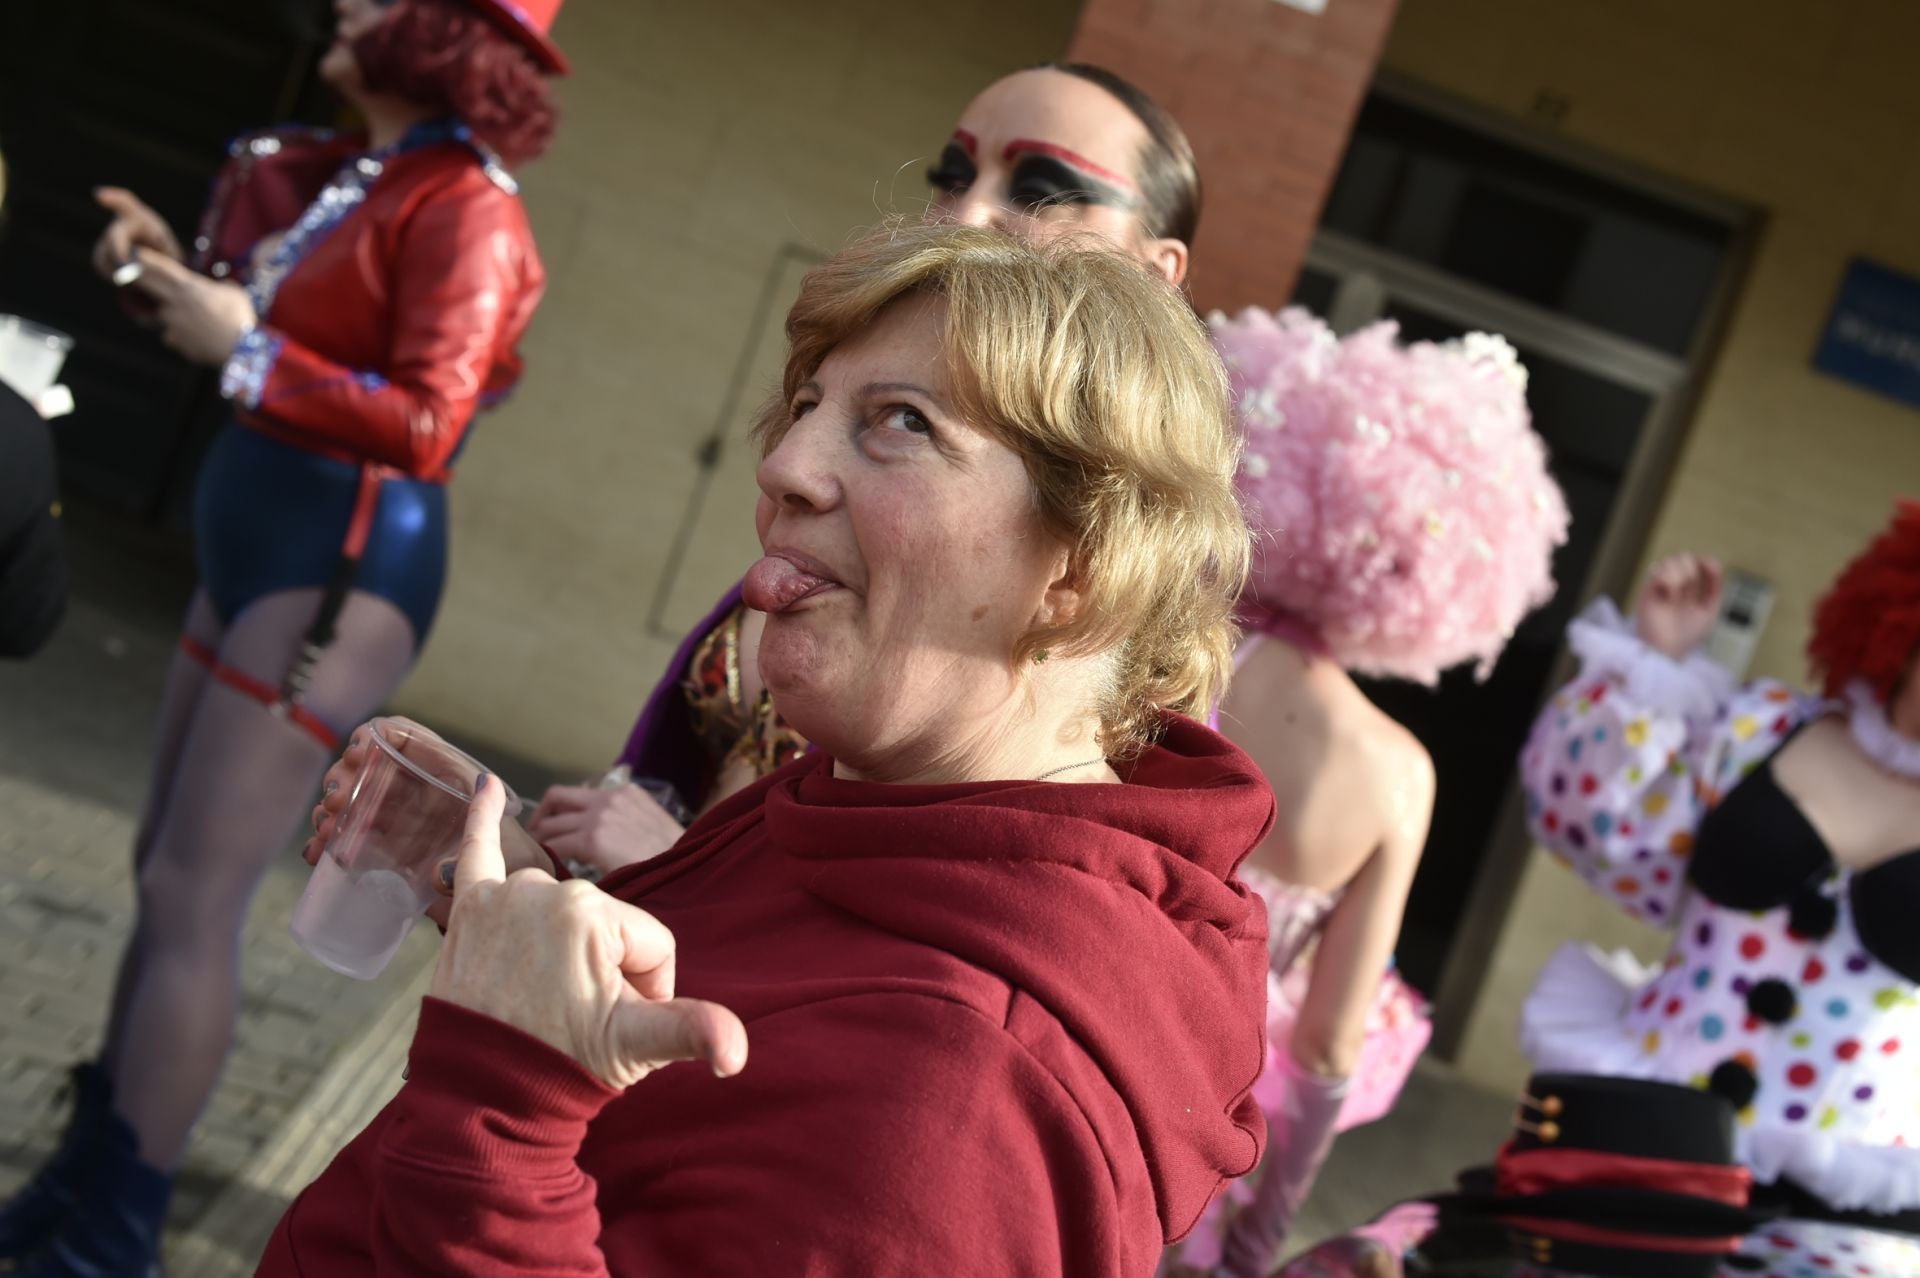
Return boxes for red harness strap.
[179,637,342,751]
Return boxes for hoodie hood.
[753,713,1276,1239]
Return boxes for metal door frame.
[1293,79,1765,1056]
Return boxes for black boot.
[14,1096,171,1278]
[0,1063,112,1261]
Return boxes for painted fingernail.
[475,770,490,793]
[436,860,455,890]
[325,780,338,795]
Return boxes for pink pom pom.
[1212,307,1570,684]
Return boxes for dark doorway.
[0,0,335,524]
[1287,78,1754,1032]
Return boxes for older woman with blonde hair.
[265,221,1273,1275]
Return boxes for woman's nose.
[755,413,841,514]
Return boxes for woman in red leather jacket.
[0,2,563,1273]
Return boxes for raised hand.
[432,775,749,1089]
[1634,552,1724,659]
[90,186,184,281]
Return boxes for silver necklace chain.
[1033,758,1105,782]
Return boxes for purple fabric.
[615,580,745,810]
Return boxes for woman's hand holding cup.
[433,776,749,1089]
[304,717,549,930]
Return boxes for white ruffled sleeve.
[1519,598,1813,927]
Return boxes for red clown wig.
[352,0,558,169]
[1808,500,1920,701]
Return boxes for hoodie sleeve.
[344,993,1141,1277]
[366,998,620,1276]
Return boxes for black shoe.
[12,1095,171,1278]
[0,1064,111,1261]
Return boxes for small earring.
[1033,649,1050,664]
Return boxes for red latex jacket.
[195,126,545,480]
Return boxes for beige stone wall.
[389,0,1079,771]
[1379,0,1920,1089]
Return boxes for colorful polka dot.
[1701,1015,1725,1041]
[1788,1063,1817,1088]
[1644,792,1670,817]
[1846,954,1870,974]
[1696,921,1714,947]
[1592,812,1613,836]
[1591,727,1607,744]
[1693,968,1713,990]
[1792,1032,1812,1048]
[1664,997,1683,1018]
[1670,831,1694,856]
[1856,1085,1875,1101]
[1626,765,1644,783]
[1740,934,1766,960]
[1543,811,1561,833]
[1654,866,1672,884]
[1613,875,1641,896]
[1836,1040,1861,1061]
[1819,1106,1840,1129]
[1803,957,1826,984]
[1550,774,1566,796]
[1827,998,1850,1018]
[1874,987,1911,1011]
[1643,1030,1661,1054]
[1785,1103,1808,1122]
[1625,719,1649,746]
[1568,738,1584,761]
[1732,715,1758,740]
[1578,773,1598,795]
[1882,1038,1902,1055]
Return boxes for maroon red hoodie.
[256,715,1273,1276]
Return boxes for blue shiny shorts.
[193,424,447,646]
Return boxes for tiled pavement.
[0,507,449,1258]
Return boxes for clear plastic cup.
[0,315,73,405]
[290,718,522,980]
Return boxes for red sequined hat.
[463,0,569,75]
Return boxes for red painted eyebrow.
[950,129,978,157]
[1002,139,1136,192]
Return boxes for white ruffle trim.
[1566,598,1735,726]
[1747,1128,1920,1214]
[1520,944,1920,1214]
[1518,941,1661,1076]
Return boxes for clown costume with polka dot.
[1518,501,1920,1221]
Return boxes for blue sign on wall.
[1814,259,1920,411]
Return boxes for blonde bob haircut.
[755,221,1249,753]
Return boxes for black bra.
[1691,752,1920,984]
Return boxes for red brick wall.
[1068,0,1402,313]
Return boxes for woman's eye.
[880,405,933,436]
[789,398,816,422]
